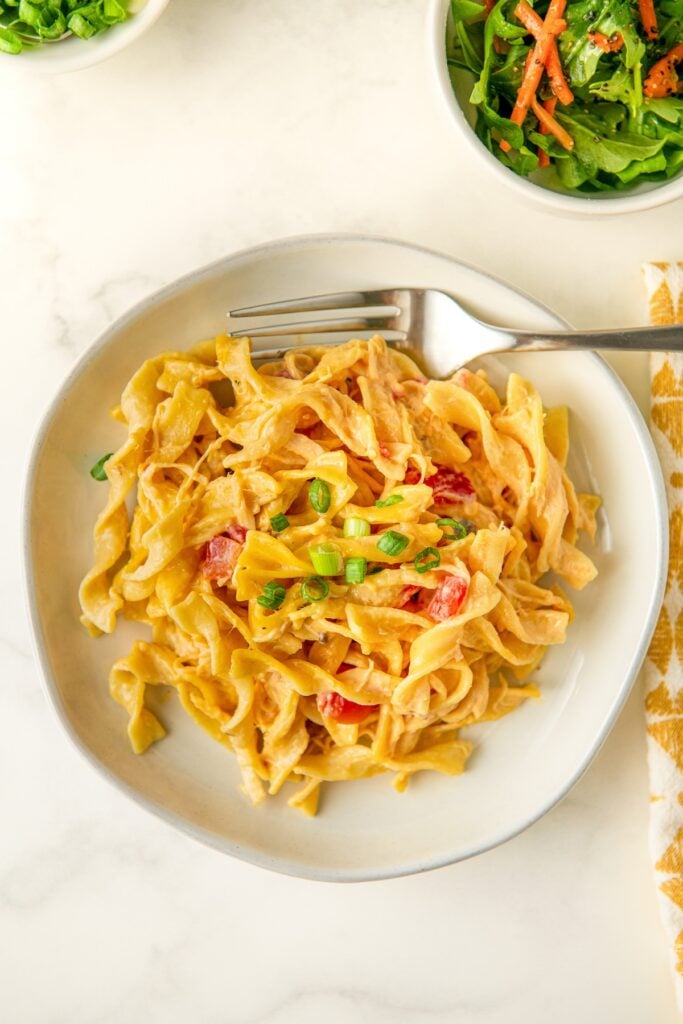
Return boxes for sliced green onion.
[0,26,23,55]
[309,478,331,514]
[343,516,370,538]
[18,0,42,28]
[90,453,113,481]
[104,0,126,19]
[301,576,330,603]
[436,517,474,541]
[376,530,409,557]
[257,581,286,610]
[414,547,441,573]
[0,0,128,54]
[68,12,97,38]
[309,542,343,576]
[270,513,290,533]
[38,8,67,39]
[375,494,404,508]
[345,557,367,584]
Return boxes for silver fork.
[229,288,683,378]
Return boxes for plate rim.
[21,232,669,881]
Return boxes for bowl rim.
[21,232,669,881]
[0,0,169,75]
[427,0,683,216]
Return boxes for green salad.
[446,0,683,190]
[0,0,131,53]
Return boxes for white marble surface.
[3,0,682,1020]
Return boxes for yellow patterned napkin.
[643,261,683,1003]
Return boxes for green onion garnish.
[375,494,404,508]
[309,542,344,576]
[257,581,286,610]
[90,453,113,481]
[301,576,330,603]
[309,478,331,514]
[0,0,130,54]
[343,516,371,538]
[436,518,473,541]
[376,530,410,556]
[270,513,290,533]
[414,547,441,573]
[0,26,22,54]
[345,557,367,584]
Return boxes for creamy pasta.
[79,335,599,815]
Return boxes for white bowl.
[23,234,667,881]
[428,0,683,216]
[0,0,168,74]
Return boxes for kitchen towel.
[643,260,683,1008]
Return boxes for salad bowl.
[428,0,683,214]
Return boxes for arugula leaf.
[451,0,486,21]
[557,104,666,173]
[645,97,683,125]
[617,152,668,181]
[455,19,484,73]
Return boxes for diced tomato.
[201,535,242,582]
[225,524,247,544]
[316,691,379,724]
[396,585,422,609]
[337,662,354,673]
[425,466,475,504]
[427,575,469,621]
[404,466,422,485]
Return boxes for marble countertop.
[3,1,682,1020]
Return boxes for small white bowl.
[23,234,667,881]
[428,0,683,215]
[0,0,168,74]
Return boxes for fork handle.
[508,324,683,352]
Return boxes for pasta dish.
[79,334,599,815]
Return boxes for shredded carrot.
[587,30,624,52]
[515,1,574,104]
[515,2,566,34]
[643,42,683,98]
[537,96,557,167]
[509,0,567,133]
[638,0,658,40]
[546,45,574,103]
[531,95,574,149]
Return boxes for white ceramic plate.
[23,235,667,881]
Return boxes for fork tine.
[229,290,400,318]
[230,316,400,339]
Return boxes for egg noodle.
[79,334,599,816]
